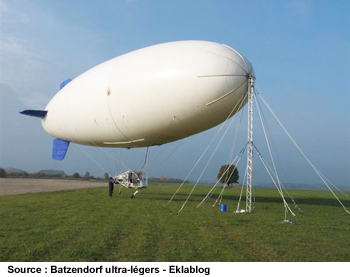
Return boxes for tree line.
[1,164,240,185]
[0,168,102,180]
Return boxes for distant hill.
[39,169,66,176]
[149,176,189,184]
[5,167,26,173]
[252,182,349,191]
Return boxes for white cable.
[257,91,350,214]
[255,93,304,211]
[213,104,245,204]
[147,144,170,168]
[256,151,295,217]
[236,162,248,212]
[216,150,246,207]
[74,144,110,174]
[217,184,227,206]
[255,91,297,213]
[227,104,245,165]
[197,152,242,209]
[213,155,244,207]
[183,95,248,212]
[262,154,304,213]
[148,137,193,170]
[196,144,246,209]
[75,130,129,171]
[255,90,285,200]
[317,170,348,197]
[166,93,247,206]
[254,145,294,214]
[178,106,244,213]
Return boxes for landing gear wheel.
[131,190,139,199]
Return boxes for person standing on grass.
[109,176,115,197]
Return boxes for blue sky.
[0,0,349,188]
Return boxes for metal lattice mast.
[246,76,255,213]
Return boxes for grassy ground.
[0,183,349,262]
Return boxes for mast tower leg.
[246,76,255,213]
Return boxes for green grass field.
[0,183,349,262]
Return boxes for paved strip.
[0,178,108,195]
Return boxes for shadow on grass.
[138,192,350,208]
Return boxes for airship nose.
[249,67,255,78]
[222,44,254,78]
[200,44,254,107]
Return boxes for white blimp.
[21,40,254,191]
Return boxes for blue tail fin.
[60,78,72,90]
[53,139,70,160]
[20,110,47,119]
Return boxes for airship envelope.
[21,40,254,160]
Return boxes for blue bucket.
[221,203,227,212]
